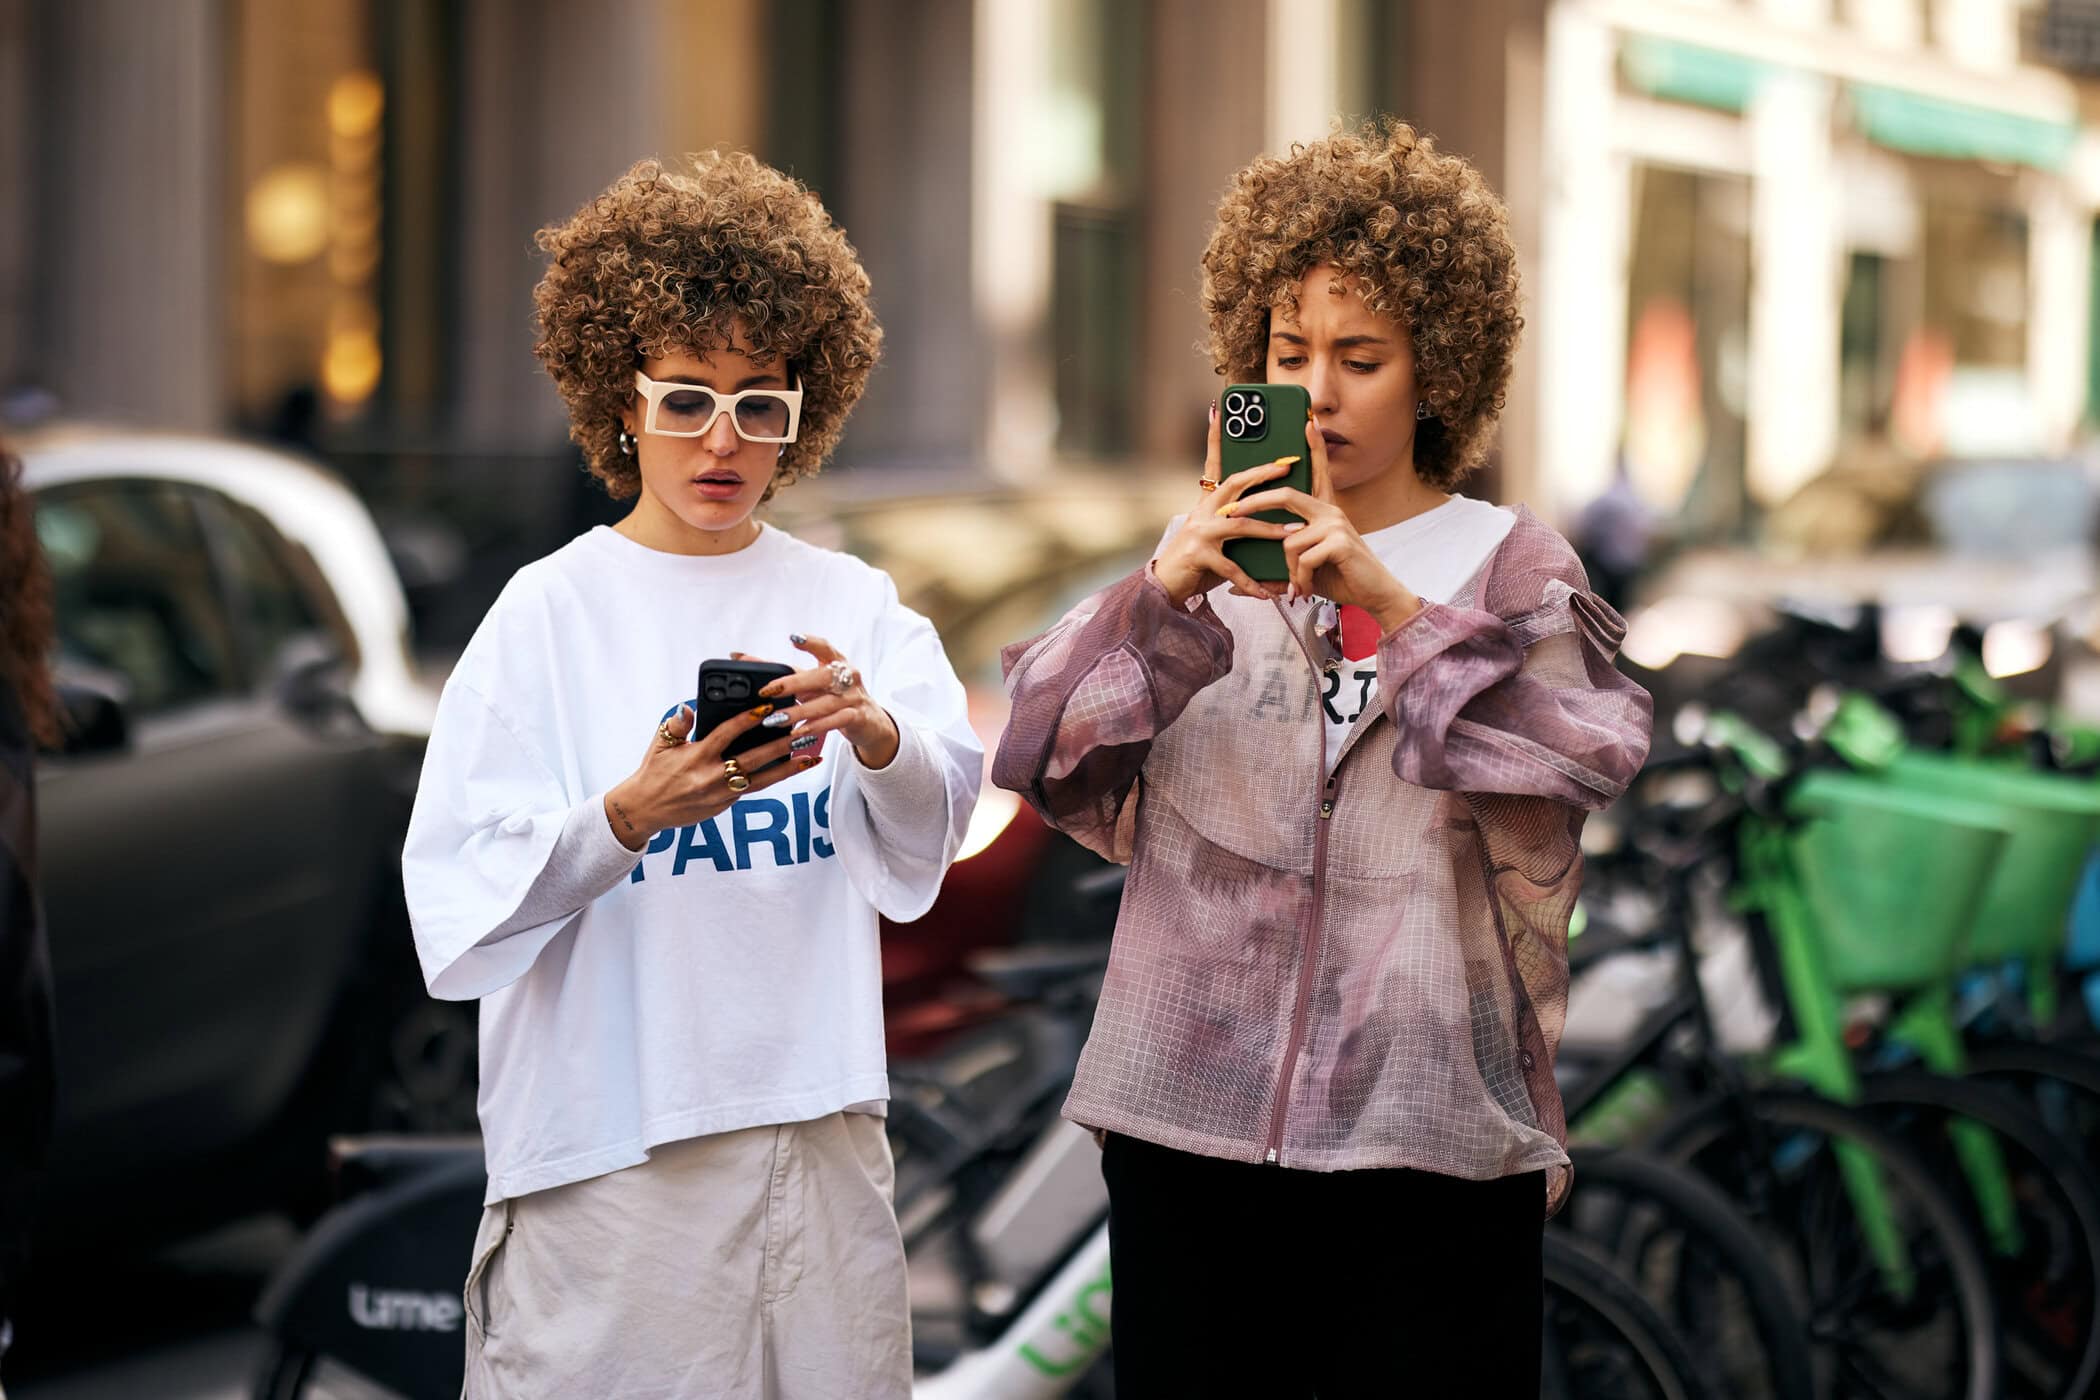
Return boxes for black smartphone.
[1217,382,1314,583]
[693,658,795,768]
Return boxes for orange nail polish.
[748,704,773,717]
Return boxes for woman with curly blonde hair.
[995,122,1652,1395]
[404,152,981,1399]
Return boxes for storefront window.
[230,0,383,437]
[1623,162,1753,539]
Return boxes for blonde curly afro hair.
[533,152,882,501]
[1201,121,1522,489]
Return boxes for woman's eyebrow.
[656,372,787,389]
[1268,331,1392,349]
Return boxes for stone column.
[0,0,29,395]
[2026,172,2092,452]
[1536,4,1630,519]
[1137,0,1266,464]
[829,0,978,476]
[37,0,223,429]
[1746,70,1842,506]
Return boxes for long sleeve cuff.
[841,719,952,863]
[477,791,641,949]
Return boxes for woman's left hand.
[750,635,901,770]
[1225,416,1424,631]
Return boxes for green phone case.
[1218,382,1313,583]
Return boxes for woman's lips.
[1320,429,1351,448]
[691,474,744,500]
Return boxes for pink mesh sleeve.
[1376,536,1653,811]
[993,565,1235,862]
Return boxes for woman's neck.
[615,490,763,557]
[1337,455,1450,535]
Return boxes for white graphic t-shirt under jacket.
[1320,496,1516,771]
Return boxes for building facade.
[1,0,2092,555]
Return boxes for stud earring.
[1415,401,1431,422]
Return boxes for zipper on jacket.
[1265,765,1339,1166]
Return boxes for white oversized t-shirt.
[403,524,983,1203]
[1320,495,1517,771]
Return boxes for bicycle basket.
[1881,752,2100,964]
[1784,770,2010,992]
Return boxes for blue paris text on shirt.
[629,785,833,882]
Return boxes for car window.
[199,492,332,678]
[1920,459,2096,558]
[34,480,243,714]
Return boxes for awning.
[1619,35,2079,172]
[1846,84,2076,171]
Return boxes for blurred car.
[771,476,1188,1055]
[18,428,446,1253]
[1620,453,2100,722]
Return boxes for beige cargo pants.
[461,1111,910,1399]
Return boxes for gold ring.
[726,773,751,792]
[1197,477,1218,492]
[657,721,677,745]
[723,757,742,777]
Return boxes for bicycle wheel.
[1542,1231,1720,1400]
[251,1346,410,1400]
[1565,1146,1816,1400]
[1965,1038,2100,1167]
[1858,1068,2100,1400]
[1653,1088,2001,1400]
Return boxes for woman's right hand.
[1150,400,1302,608]
[603,704,809,851]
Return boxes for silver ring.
[827,660,857,694]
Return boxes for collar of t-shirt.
[1320,495,1517,770]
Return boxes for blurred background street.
[8,0,2100,1395]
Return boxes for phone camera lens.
[1225,413,1247,438]
[704,683,726,701]
[1243,399,1266,430]
[727,677,751,699]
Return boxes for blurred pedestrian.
[402,153,980,1400]
[0,438,58,1397]
[995,122,1654,1398]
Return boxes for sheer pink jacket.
[994,506,1653,1213]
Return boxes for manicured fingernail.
[762,710,794,728]
[790,734,819,752]
[1283,522,1306,533]
[1270,456,1301,468]
[797,755,821,769]
[1216,502,1237,517]
[748,704,774,717]
[788,633,809,647]
[758,684,781,698]
[1209,399,1217,420]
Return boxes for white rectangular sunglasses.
[634,370,803,444]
